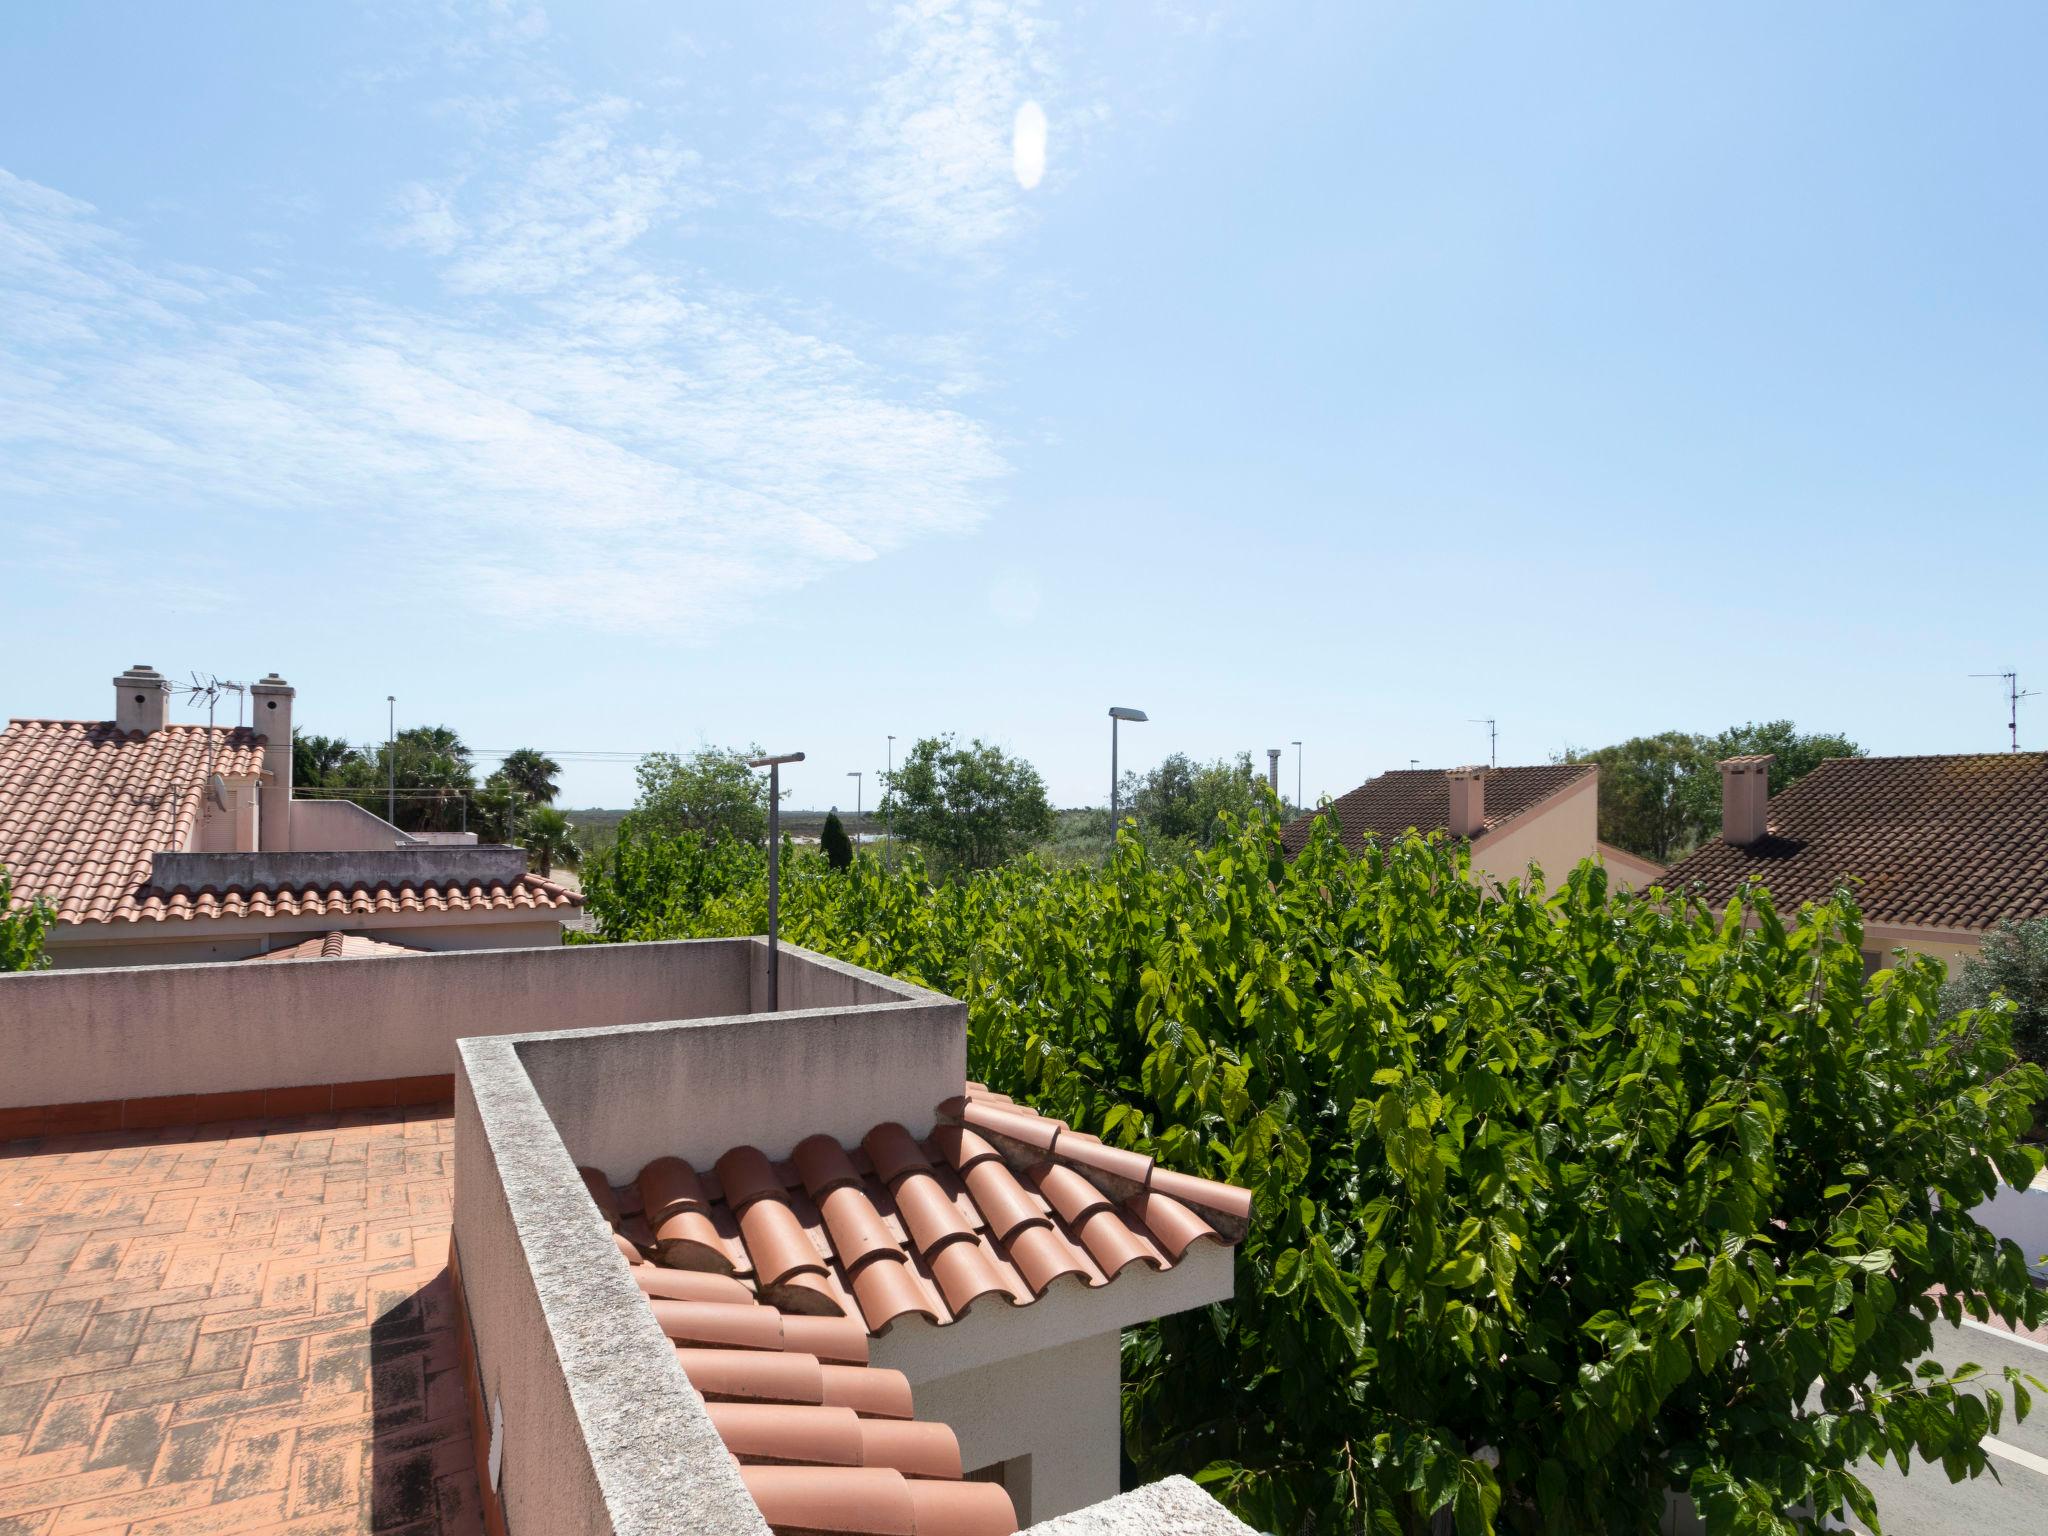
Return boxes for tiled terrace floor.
[0,1108,482,1536]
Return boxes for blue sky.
[3,2,2044,810]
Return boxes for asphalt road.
[1835,1319,2048,1536]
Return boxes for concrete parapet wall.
[0,938,758,1108]
[287,797,419,852]
[150,844,526,891]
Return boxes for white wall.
[289,797,415,851]
[908,1331,1122,1527]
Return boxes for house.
[0,663,581,967]
[0,936,1260,1536]
[1281,761,1662,890]
[1660,751,2048,967]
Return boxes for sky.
[3,2,2045,811]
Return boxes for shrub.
[590,808,2048,1534]
[821,810,853,871]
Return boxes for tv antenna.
[1469,717,1498,769]
[1970,671,2038,752]
[178,673,248,782]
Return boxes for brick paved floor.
[0,1108,483,1536]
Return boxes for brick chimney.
[1446,766,1487,838]
[1719,754,1775,844]
[251,672,295,852]
[113,664,170,734]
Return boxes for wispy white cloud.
[788,0,1057,261]
[392,98,702,295]
[0,162,1008,638]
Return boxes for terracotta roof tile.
[1279,762,1596,857]
[241,929,432,961]
[575,1083,1254,1534]
[1660,753,2048,930]
[0,717,582,924]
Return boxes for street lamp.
[747,751,805,1009]
[847,771,862,848]
[1291,740,1303,813]
[1108,707,1147,828]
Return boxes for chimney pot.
[1718,755,1775,844]
[250,673,296,852]
[112,665,171,734]
[1446,765,1487,838]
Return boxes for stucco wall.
[0,938,760,1108]
[1472,773,1599,889]
[289,797,415,851]
[907,1330,1121,1526]
[43,917,568,969]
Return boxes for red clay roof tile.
[1279,762,1596,857]
[0,717,582,925]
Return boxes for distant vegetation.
[1563,721,1864,863]
[292,727,579,873]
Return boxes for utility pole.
[884,736,895,871]
[847,772,862,848]
[1291,740,1303,813]
[386,696,396,825]
[1971,671,2038,752]
[748,752,804,1009]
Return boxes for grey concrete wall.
[43,918,569,970]
[912,1330,1122,1526]
[745,937,926,1013]
[0,939,758,1106]
[515,989,966,1177]
[455,1037,767,1536]
[1021,1477,1257,1535]
[150,844,525,892]
[288,798,416,852]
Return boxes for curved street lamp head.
[1108,707,1148,722]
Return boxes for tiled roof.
[242,929,433,961]
[0,717,581,925]
[1280,763,1595,856]
[581,1085,1250,1536]
[1659,752,2048,930]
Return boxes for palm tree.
[500,748,562,806]
[292,731,358,787]
[521,807,580,878]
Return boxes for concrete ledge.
[150,845,527,891]
[1021,1476,1257,1535]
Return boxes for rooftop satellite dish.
[208,773,228,812]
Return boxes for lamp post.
[847,772,862,849]
[1108,707,1148,829]
[884,735,895,870]
[386,696,396,826]
[1291,740,1303,814]
[747,752,805,1010]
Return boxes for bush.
[821,811,853,871]
[1,866,53,972]
[588,808,2048,1534]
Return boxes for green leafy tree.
[1121,752,1273,845]
[499,748,562,806]
[474,772,525,845]
[1945,917,2048,1071]
[586,812,2047,1534]
[880,735,1053,871]
[1,867,54,972]
[291,730,357,788]
[1564,732,1712,863]
[630,747,771,846]
[521,806,581,878]
[820,810,854,870]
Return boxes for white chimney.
[113,664,170,734]
[1719,755,1774,845]
[1266,748,1281,794]
[1446,766,1487,838]
[251,672,295,852]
